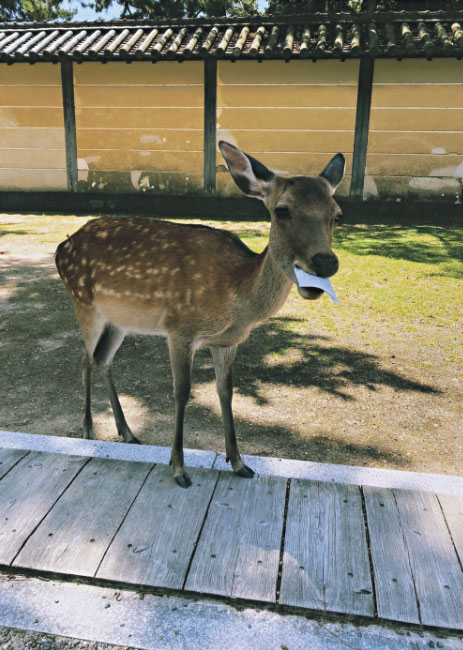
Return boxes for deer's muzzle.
[311,253,339,279]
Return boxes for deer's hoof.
[175,472,192,488]
[127,436,142,445]
[235,465,255,479]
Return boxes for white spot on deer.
[96,231,108,239]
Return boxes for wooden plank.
[0,127,65,149]
[0,448,29,480]
[0,107,64,128]
[372,85,463,109]
[0,86,63,107]
[0,451,88,565]
[217,85,357,108]
[77,128,203,151]
[74,61,203,86]
[97,464,218,589]
[365,154,463,176]
[185,472,287,602]
[217,60,359,86]
[0,62,61,86]
[78,149,203,172]
[0,149,66,170]
[61,60,78,193]
[216,129,354,154]
[75,85,203,108]
[363,486,419,624]
[75,107,203,130]
[374,59,463,84]
[370,108,463,132]
[203,58,217,194]
[350,57,374,200]
[217,107,356,131]
[0,169,67,191]
[438,494,463,573]
[280,480,374,617]
[76,170,203,194]
[368,131,463,155]
[394,489,463,630]
[14,457,152,577]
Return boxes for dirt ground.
[0,213,462,477]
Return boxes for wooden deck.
[1,446,462,632]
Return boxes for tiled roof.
[0,12,462,62]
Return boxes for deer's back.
[56,218,262,338]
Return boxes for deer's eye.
[275,206,291,221]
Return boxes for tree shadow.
[0,230,29,238]
[334,225,463,278]
[191,317,440,404]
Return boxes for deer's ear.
[219,141,274,200]
[320,153,345,195]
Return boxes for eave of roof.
[0,12,462,62]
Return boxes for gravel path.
[0,627,141,650]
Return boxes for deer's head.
[219,141,345,300]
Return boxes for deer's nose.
[312,253,339,278]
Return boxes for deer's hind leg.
[75,303,140,444]
[168,335,195,488]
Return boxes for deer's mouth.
[297,286,324,300]
[294,265,339,303]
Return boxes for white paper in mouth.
[294,266,339,304]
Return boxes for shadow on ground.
[334,225,463,278]
[0,259,444,471]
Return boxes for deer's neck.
[244,245,293,324]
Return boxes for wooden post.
[203,58,217,194]
[350,57,374,200]
[60,60,78,193]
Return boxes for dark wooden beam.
[350,56,374,200]
[0,191,461,226]
[203,58,217,194]
[60,59,78,192]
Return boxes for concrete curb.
[1,429,462,495]
[1,575,462,650]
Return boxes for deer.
[55,141,345,488]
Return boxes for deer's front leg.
[168,336,194,488]
[211,346,254,479]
